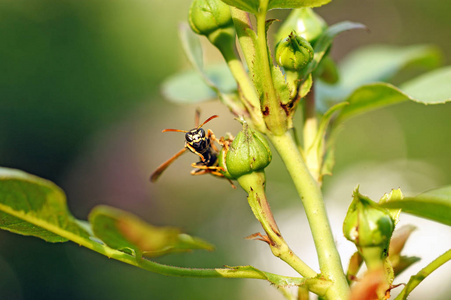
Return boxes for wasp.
[150,110,233,185]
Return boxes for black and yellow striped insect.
[150,111,226,182]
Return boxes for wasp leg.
[186,143,207,162]
[190,162,221,171]
[190,166,236,189]
[206,129,221,152]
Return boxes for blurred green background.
[0,0,450,299]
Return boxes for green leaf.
[335,67,451,123]
[0,167,91,243]
[268,0,331,10]
[220,0,259,14]
[308,102,347,179]
[301,21,366,78]
[161,64,236,103]
[334,83,405,123]
[179,22,204,72]
[89,205,214,258]
[380,186,451,226]
[379,188,403,225]
[221,0,330,14]
[400,66,451,104]
[165,23,237,104]
[316,45,443,108]
[339,45,441,91]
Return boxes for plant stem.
[61,220,308,285]
[219,38,266,132]
[303,87,320,181]
[255,7,287,135]
[279,287,296,300]
[269,131,350,300]
[237,172,317,278]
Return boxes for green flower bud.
[276,8,327,44]
[275,33,313,71]
[188,0,235,49]
[343,188,394,252]
[226,122,271,178]
[344,189,396,297]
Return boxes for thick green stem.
[255,8,287,135]
[237,172,317,279]
[219,40,266,132]
[269,131,350,300]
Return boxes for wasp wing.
[150,147,187,182]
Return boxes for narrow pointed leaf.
[311,101,347,152]
[89,205,214,258]
[0,167,91,243]
[380,185,451,226]
[308,102,347,179]
[393,256,421,277]
[395,249,451,300]
[379,188,403,225]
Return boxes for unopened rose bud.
[226,122,271,178]
[275,33,313,71]
[189,0,236,51]
[343,188,395,268]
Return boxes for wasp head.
[185,128,208,151]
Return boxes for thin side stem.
[237,172,317,278]
[279,287,296,300]
[395,249,451,300]
[269,131,350,300]
[303,87,320,180]
[0,199,305,284]
[73,220,307,284]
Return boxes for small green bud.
[226,122,271,178]
[188,0,235,49]
[344,189,396,297]
[343,188,394,251]
[275,33,313,71]
[276,8,327,44]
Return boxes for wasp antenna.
[162,129,189,133]
[195,109,201,127]
[198,115,219,129]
